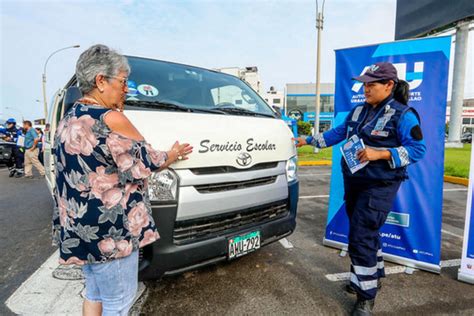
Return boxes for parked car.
[461,133,472,143]
[0,139,16,165]
[44,56,299,280]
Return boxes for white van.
[44,56,299,279]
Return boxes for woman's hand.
[167,141,193,163]
[357,148,391,162]
[292,137,307,148]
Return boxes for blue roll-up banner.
[458,147,474,284]
[323,36,452,273]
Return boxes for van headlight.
[286,156,298,183]
[148,169,178,201]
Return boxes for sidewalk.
[5,251,145,315]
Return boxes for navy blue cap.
[353,62,398,83]
[6,118,16,124]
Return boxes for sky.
[1,0,473,121]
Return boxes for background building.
[446,98,474,133]
[286,83,335,132]
[215,66,263,94]
[263,86,284,109]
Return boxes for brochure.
[16,135,25,147]
[340,135,368,174]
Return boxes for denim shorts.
[82,250,139,316]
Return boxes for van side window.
[45,92,63,143]
[55,96,64,126]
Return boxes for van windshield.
[124,56,276,118]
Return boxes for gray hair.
[75,44,130,94]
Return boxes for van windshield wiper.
[124,100,226,114]
[216,106,275,118]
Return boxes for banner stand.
[324,36,451,273]
[457,145,474,285]
[323,238,441,274]
[458,271,474,284]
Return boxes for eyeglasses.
[105,75,128,88]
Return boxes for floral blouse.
[52,102,167,265]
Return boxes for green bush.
[297,121,312,136]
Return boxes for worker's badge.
[371,117,389,136]
[373,117,388,131]
[371,130,389,137]
[371,107,395,137]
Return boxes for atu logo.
[352,62,424,93]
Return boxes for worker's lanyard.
[357,99,393,134]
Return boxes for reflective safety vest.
[343,98,418,181]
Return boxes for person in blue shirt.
[0,118,25,177]
[22,120,45,178]
[294,62,426,316]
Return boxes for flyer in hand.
[340,135,368,174]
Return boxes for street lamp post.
[42,45,80,119]
[313,0,325,153]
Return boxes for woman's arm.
[104,110,192,177]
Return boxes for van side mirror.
[272,105,282,118]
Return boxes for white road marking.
[440,258,462,268]
[5,250,145,315]
[299,173,332,176]
[299,195,330,199]
[279,238,294,249]
[325,259,461,282]
[441,229,464,239]
[325,266,408,282]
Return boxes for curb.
[444,175,469,186]
[298,160,332,166]
[298,161,469,186]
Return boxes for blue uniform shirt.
[306,105,426,169]
[25,128,38,149]
[0,126,22,144]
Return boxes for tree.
[297,121,312,136]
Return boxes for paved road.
[0,168,55,315]
[141,166,474,315]
[1,166,473,315]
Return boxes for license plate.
[228,231,260,259]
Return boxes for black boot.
[8,168,16,177]
[351,298,374,316]
[346,280,382,295]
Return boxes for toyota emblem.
[236,152,252,167]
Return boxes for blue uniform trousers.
[344,178,401,300]
[7,146,24,171]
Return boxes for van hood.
[125,110,296,169]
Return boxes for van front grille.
[190,162,279,175]
[194,176,277,193]
[173,200,288,245]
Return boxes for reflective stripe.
[352,106,364,121]
[350,273,378,291]
[353,264,378,276]
[316,134,327,148]
[377,249,383,257]
[396,146,410,167]
[377,261,384,270]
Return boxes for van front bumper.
[138,180,299,280]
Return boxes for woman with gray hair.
[51,44,193,315]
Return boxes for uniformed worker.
[294,62,426,316]
[0,118,25,177]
